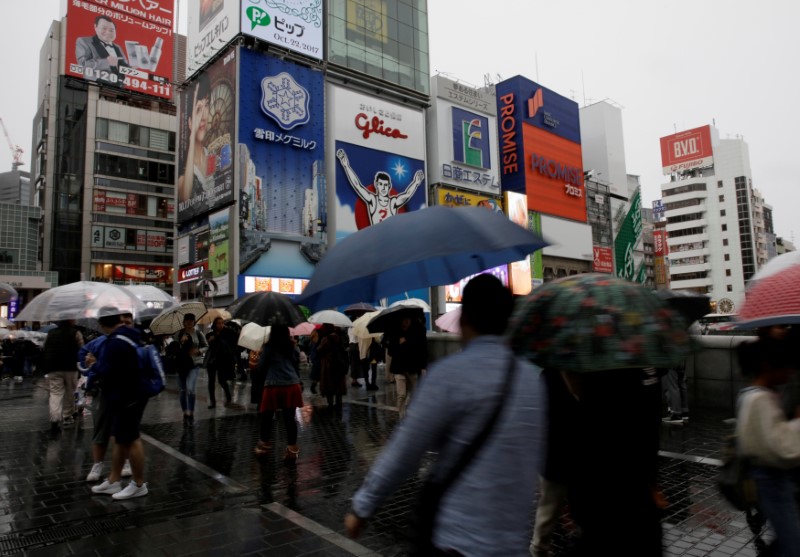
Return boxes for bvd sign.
[660,125,714,175]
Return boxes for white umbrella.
[389,298,431,312]
[14,281,147,323]
[197,308,232,325]
[351,311,383,339]
[122,285,177,318]
[435,306,461,333]
[308,310,353,327]
[238,322,271,351]
[149,301,208,336]
[749,251,800,284]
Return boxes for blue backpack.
[114,335,166,398]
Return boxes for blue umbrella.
[297,205,549,310]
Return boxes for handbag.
[410,357,517,556]
[717,434,757,511]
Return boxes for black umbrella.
[367,305,425,334]
[343,302,377,315]
[226,291,304,327]
[655,290,711,326]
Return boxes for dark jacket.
[90,325,141,403]
[387,326,427,375]
[42,324,82,373]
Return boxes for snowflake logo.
[260,72,310,130]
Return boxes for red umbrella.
[737,264,800,328]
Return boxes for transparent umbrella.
[14,281,147,323]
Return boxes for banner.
[177,48,237,223]
[614,188,643,281]
[241,0,323,60]
[64,0,174,99]
[208,208,231,296]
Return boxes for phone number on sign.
[70,64,171,97]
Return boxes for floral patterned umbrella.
[507,273,692,372]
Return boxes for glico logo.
[452,107,490,169]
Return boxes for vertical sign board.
[495,76,586,223]
[592,246,614,274]
[329,85,427,241]
[660,125,714,175]
[237,48,325,278]
[186,0,240,79]
[529,212,544,288]
[177,48,237,224]
[505,191,532,295]
[428,76,500,196]
[241,0,323,60]
[64,0,175,100]
[208,208,231,296]
[614,188,643,281]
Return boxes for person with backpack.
[87,308,150,500]
[79,311,134,483]
[317,324,348,411]
[172,313,207,426]
[253,324,303,463]
[41,318,84,432]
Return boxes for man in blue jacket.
[89,308,150,500]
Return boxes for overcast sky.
[2,0,797,240]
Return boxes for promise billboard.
[64,0,175,99]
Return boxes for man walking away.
[345,274,546,556]
[42,319,84,432]
[89,308,149,500]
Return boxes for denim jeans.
[178,366,200,413]
[751,466,800,557]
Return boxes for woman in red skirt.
[253,324,303,463]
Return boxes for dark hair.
[462,274,513,335]
[738,337,797,377]
[194,73,211,103]
[95,16,114,27]
[267,324,294,358]
[98,313,122,329]
[375,172,391,184]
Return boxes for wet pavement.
[0,368,778,556]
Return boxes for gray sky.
[2,0,797,240]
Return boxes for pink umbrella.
[435,306,461,333]
[737,264,800,328]
[290,322,317,336]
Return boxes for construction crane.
[0,118,24,170]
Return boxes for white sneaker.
[91,480,121,495]
[121,460,132,477]
[13,376,22,383]
[112,481,148,500]
[86,462,104,482]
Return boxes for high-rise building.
[0,170,31,205]
[659,125,764,313]
[32,3,183,288]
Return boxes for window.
[718,180,723,188]
[723,239,729,246]
[720,209,726,217]
[719,195,725,202]
[726,269,731,276]
[727,285,733,292]
[722,224,728,231]
[724,254,730,261]
[108,121,129,143]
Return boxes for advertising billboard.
[241,0,323,60]
[614,188,643,281]
[427,76,500,195]
[653,229,667,257]
[64,0,175,100]
[208,208,231,296]
[327,85,426,240]
[435,187,501,211]
[660,125,714,175]
[177,48,237,224]
[495,76,585,222]
[186,0,240,78]
[506,191,532,295]
[592,246,614,274]
[329,84,426,240]
[238,48,325,279]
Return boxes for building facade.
[32,3,182,288]
[659,126,760,313]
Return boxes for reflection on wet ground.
[0,371,778,556]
